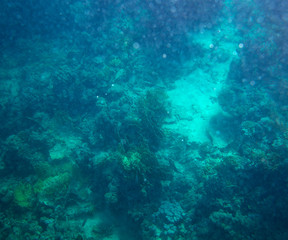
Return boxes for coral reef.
[0,0,288,239]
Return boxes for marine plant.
[136,89,170,149]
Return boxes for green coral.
[14,183,34,208]
[121,151,142,172]
[34,172,71,203]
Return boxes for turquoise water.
[0,0,288,239]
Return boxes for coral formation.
[13,183,34,208]
[0,0,288,239]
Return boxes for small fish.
[205,129,214,145]
[168,158,180,173]
[82,218,88,227]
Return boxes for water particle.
[133,42,140,49]
[170,6,176,13]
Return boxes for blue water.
[0,0,288,239]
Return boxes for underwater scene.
[1,0,288,239]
